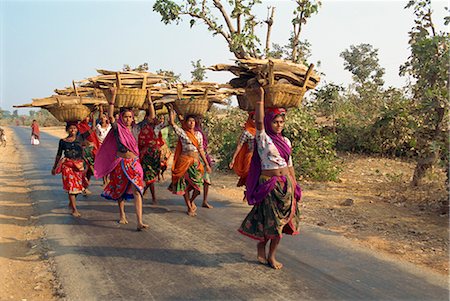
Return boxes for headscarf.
[31,121,40,138]
[94,111,139,178]
[77,119,100,155]
[194,116,212,166]
[245,108,301,205]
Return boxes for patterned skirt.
[140,147,161,186]
[238,175,301,241]
[101,157,144,201]
[168,161,203,195]
[55,158,86,195]
[83,145,95,175]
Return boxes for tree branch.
[213,0,236,34]
[265,7,275,56]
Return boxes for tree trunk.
[411,106,445,186]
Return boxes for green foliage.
[340,43,385,88]
[203,107,247,170]
[122,63,149,72]
[190,59,207,81]
[400,0,449,184]
[156,69,182,84]
[153,0,319,60]
[284,107,340,181]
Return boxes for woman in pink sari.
[94,88,148,231]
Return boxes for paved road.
[11,127,449,301]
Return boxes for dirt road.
[2,126,449,301]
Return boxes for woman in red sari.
[94,88,148,231]
[77,115,100,195]
[229,112,256,201]
[51,122,92,217]
[138,104,168,204]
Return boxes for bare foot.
[137,223,149,231]
[118,217,128,224]
[202,202,213,209]
[257,242,267,264]
[151,199,158,205]
[71,211,81,217]
[191,203,197,212]
[268,258,283,270]
[187,210,197,217]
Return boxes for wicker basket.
[241,60,313,109]
[102,73,147,108]
[174,97,209,117]
[103,87,147,109]
[46,104,91,122]
[264,84,306,108]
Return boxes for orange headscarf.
[171,121,204,185]
[232,112,256,184]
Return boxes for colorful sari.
[138,120,163,186]
[238,108,302,241]
[78,120,100,178]
[168,123,204,195]
[54,157,86,195]
[94,111,144,201]
[233,112,256,187]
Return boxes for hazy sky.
[1,0,448,112]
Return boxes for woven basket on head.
[243,61,314,109]
[174,97,209,117]
[102,73,147,109]
[47,104,91,122]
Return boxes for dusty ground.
[0,127,60,300]
[0,126,448,300]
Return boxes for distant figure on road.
[31,119,40,145]
[238,86,302,270]
[94,87,148,231]
[167,105,211,217]
[229,111,256,202]
[51,121,92,217]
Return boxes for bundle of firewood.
[209,58,320,110]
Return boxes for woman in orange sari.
[167,106,211,216]
[229,112,256,201]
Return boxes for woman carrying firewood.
[167,105,212,216]
[229,111,256,202]
[78,114,100,196]
[94,87,148,231]
[51,122,93,217]
[238,85,302,270]
[137,104,167,204]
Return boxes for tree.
[340,43,385,88]
[191,59,207,81]
[122,63,149,72]
[400,0,449,185]
[153,0,320,60]
[156,69,182,84]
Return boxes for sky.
[0,0,448,112]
